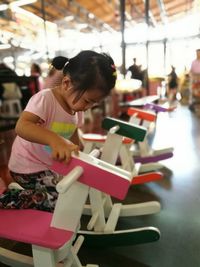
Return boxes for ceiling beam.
[156,0,168,24]
[72,0,116,32]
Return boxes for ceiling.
[0,0,198,61]
[0,0,196,36]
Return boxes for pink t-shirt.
[8,89,83,174]
[190,59,200,74]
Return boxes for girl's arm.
[70,128,83,151]
[15,111,79,163]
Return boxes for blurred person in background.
[30,63,43,93]
[167,66,179,101]
[42,65,63,89]
[127,57,143,82]
[0,63,17,101]
[189,49,200,111]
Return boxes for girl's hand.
[50,137,79,164]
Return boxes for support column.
[145,0,150,95]
[41,0,49,61]
[120,0,126,78]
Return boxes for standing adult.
[189,49,200,111]
[127,58,143,81]
[167,66,178,101]
[30,63,43,92]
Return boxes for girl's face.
[62,77,105,112]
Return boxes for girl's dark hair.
[51,50,117,96]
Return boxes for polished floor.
[0,104,200,267]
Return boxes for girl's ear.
[62,76,71,90]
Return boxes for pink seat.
[0,209,74,249]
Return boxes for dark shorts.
[0,170,62,212]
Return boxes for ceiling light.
[3,56,14,63]
[76,23,88,30]
[0,44,11,50]
[64,15,74,22]
[88,13,95,19]
[0,4,8,11]
[10,6,42,21]
[11,39,19,47]
[9,0,37,8]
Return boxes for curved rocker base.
[0,247,34,267]
[79,227,160,247]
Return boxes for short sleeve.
[24,90,52,122]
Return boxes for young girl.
[0,50,117,211]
